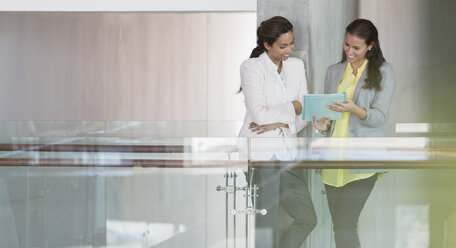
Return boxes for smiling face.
[343,32,373,68]
[264,31,295,66]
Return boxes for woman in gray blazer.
[313,19,396,248]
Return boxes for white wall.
[0,0,256,12]
[0,12,255,124]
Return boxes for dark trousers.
[325,175,377,248]
[279,169,317,248]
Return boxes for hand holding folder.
[302,93,346,121]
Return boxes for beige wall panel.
[0,13,208,121]
[206,12,256,121]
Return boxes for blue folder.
[302,93,346,121]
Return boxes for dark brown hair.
[250,16,293,58]
[238,16,293,93]
[342,19,386,91]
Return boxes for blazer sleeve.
[324,66,334,95]
[359,63,396,127]
[290,60,309,135]
[240,60,297,125]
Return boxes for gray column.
[257,1,359,248]
[257,0,310,82]
[257,0,358,93]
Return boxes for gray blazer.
[324,61,396,173]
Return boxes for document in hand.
[302,93,346,121]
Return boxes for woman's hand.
[249,122,289,135]
[292,100,302,115]
[312,115,331,132]
[328,99,356,113]
[327,99,367,120]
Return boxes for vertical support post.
[246,137,251,248]
[233,170,237,248]
[225,170,229,248]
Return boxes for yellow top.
[321,59,376,187]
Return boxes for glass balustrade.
[1,121,455,248]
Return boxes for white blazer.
[238,52,309,137]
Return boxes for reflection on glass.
[0,123,456,247]
[395,205,429,248]
[107,220,187,247]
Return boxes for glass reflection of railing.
[248,137,456,169]
[0,137,245,168]
[1,136,456,168]
[395,122,456,137]
[0,120,244,138]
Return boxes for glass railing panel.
[2,123,456,248]
[247,137,456,248]
[0,136,250,248]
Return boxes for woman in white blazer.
[238,16,316,248]
[238,26,307,138]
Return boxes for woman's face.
[264,31,295,66]
[343,32,373,66]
